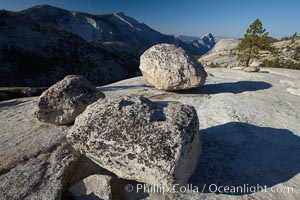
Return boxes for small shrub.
[262,59,300,70]
[0,86,48,101]
[292,46,300,61]
[208,62,220,68]
[0,88,27,101]
[31,87,48,96]
[193,55,201,60]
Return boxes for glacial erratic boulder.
[35,75,105,125]
[139,44,207,91]
[67,96,201,188]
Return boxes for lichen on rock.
[67,96,201,188]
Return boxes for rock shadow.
[177,81,272,94]
[189,122,300,195]
[63,155,150,200]
[0,99,30,108]
[99,85,151,92]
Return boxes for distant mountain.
[0,5,216,87]
[20,5,215,56]
[0,9,129,87]
[184,33,216,55]
[172,35,200,42]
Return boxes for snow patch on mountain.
[114,13,141,31]
[86,17,99,30]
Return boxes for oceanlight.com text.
[125,183,294,195]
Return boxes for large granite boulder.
[35,75,105,125]
[139,44,207,91]
[67,96,201,188]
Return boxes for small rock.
[280,79,300,88]
[35,75,105,125]
[242,66,260,72]
[231,67,243,70]
[139,44,207,91]
[68,174,112,200]
[23,87,37,96]
[249,60,262,67]
[67,96,201,188]
[287,87,300,96]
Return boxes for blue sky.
[0,0,299,38]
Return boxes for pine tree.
[237,19,269,67]
[291,32,298,43]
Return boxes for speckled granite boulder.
[35,75,105,125]
[67,96,201,188]
[139,44,207,91]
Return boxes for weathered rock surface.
[0,98,79,200]
[1,67,300,200]
[287,87,300,96]
[279,79,300,88]
[242,66,260,72]
[279,79,300,96]
[67,95,200,188]
[35,75,105,125]
[139,44,207,91]
[99,67,300,199]
[68,174,112,200]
